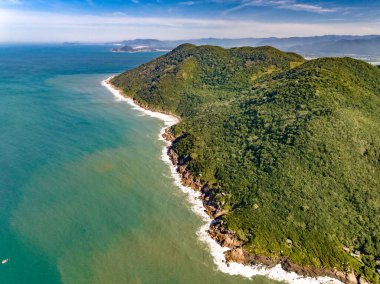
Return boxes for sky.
[0,0,379,42]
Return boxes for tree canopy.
[112,44,380,283]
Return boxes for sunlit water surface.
[0,45,275,284]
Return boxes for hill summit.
[111,44,380,283]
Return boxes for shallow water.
[0,45,274,283]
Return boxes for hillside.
[111,44,380,283]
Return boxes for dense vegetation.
[112,44,380,282]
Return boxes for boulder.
[162,128,176,142]
[221,235,242,248]
[224,248,245,264]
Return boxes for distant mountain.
[63,41,81,45]
[111,44,170,53]
[255,35,379,50]
[112,45,135,52]
[111,35,380,59]
[289,36,380,56]
[110,39,173,52]
[111,37,264,49]
[119,38,168,48]
[178,37,264,47]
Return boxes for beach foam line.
[101,76,179,127]
[102,76,342,284]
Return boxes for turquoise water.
[0,45,274,283]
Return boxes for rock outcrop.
[225,248,245,264]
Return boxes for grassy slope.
[112,45,380,282]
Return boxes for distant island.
[62,41,81,45]
[110,35,380,61]
[110,44,380,283]
[111,45,170,53]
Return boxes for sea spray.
[102,77,342,284]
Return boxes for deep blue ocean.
[0,44,272,283]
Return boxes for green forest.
[112,44,380,282]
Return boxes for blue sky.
[0,0,379,42]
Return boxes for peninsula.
[110,44,380,283]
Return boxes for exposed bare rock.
[225,248,245,264]
[191,179,203,191]
[245,253,279,267]
[208,224,242,248]
[221,234,242,248]
[348,273,359,284]
[162,128,176,142]
[334,271,358,284]
[213,209,228,219]
[167,148,178,164]
[177,165,185,174]
[342,246,350,253]
[204,205,217,217]
[358,275,369,284]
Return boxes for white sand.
[102,76,342,284]
[101,76,179,127]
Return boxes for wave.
[101,77,179,127]
[102,76,342,284]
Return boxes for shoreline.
[101,76,345,284]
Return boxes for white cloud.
[179,1,197,5]
[0,0,22,4]
[283,3,336,13]
[224,0,336,15]
[0,9,378,43]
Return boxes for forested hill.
[112,44,380,282]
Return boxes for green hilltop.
[112,44,380,282]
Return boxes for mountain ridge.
[109,35,380,59]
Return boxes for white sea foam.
[101,76,179,127]
[102,76,342,284]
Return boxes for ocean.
[0,44,274,284]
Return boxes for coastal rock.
[177,165,185,174]
[224,248,245,264]
[167,149,178,164]
[281,259,321,277]
[191,179,203,191]
[244,253,279,268]
[335,271,358,284]
[162,128,176,142]
[213,209,228,219]
[208,224,242,248]
[221,235,242,248]
[176,168,203,191]
[358,275,369,284]
[348,273,358,284]
[204,205,217,217]
[280,259,360,283]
